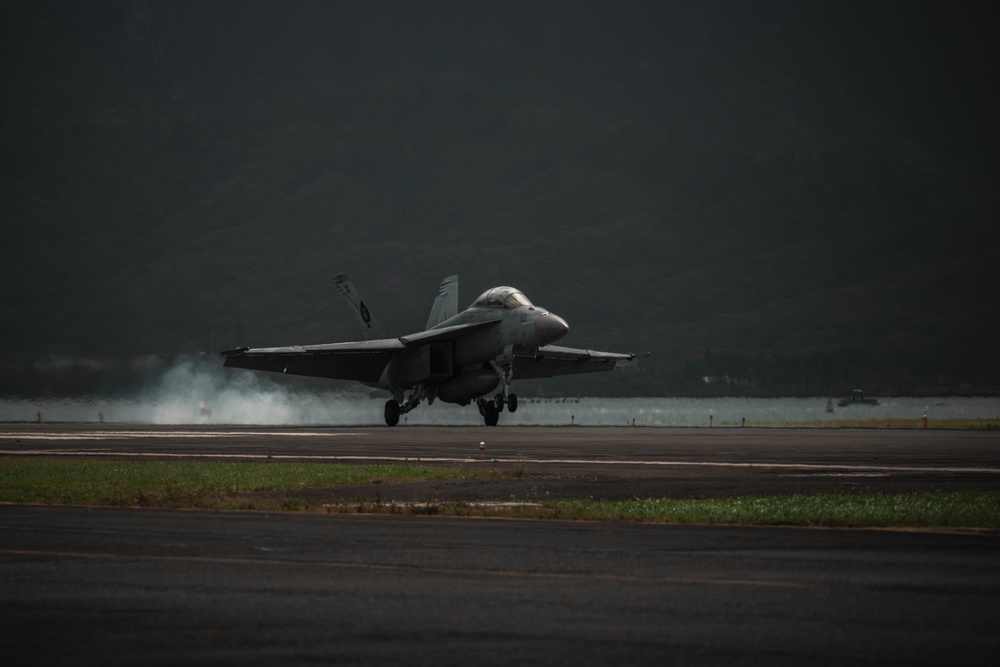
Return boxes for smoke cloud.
[2,357,998,425]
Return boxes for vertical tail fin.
[334,273,387,340]
[425,275,459,329]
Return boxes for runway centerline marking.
[1,449,997,475]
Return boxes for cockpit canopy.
[470,286,534,310]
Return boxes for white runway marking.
[1,448,998,475]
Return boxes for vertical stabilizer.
[426,275,459,329]
[334,273,387,340]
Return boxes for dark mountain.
[2,0,998,396]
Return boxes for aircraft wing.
[401,316,501,345]
[512,345,635,379]
[220,318,500,382]
[221,338,403,383]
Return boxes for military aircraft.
[222,274,635,426]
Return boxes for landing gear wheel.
[483,401,499,426]
[494,393,505,412]
[384,400,400,427]
[508,393,518,413]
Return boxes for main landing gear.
[384,400,400,427]
[382,374,519,426]
[476,391,517,427]
[384,386,433,426]
[384,394,518,426]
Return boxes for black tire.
[483,401,499,426]
[384,400,400,427]
[494,393,505,412]
[508,393,518,413]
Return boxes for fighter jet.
[222,274,635,426]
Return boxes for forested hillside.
[2,1,998,397]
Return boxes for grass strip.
[752,418,1000,430]
[2,458,997,528]
[535,492,1000,528]
[0,458,476,509]
[306,491,1000,529]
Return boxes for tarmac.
[2,423,999,500]
[2,424,999,664]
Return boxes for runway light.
[479,441,486,460]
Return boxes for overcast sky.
[2,1,998,395]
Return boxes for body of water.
[3,395,997,427]
[5,358,995,426]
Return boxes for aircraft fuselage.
[381,304,569,404]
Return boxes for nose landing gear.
[493,392,518,413]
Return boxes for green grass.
[537,493,1000,529]
[754,418,1000,430]
[2,458,997,528]
[0,458,476,509]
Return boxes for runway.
[2,423,999,499]
[1,505,998,666]
[2,425,999,664]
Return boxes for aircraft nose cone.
[535,313,569,345]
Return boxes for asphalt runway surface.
[2,425,999,664]
[1,505,998,666]
[2,423,999,500]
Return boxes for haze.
[2,1,997,398]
